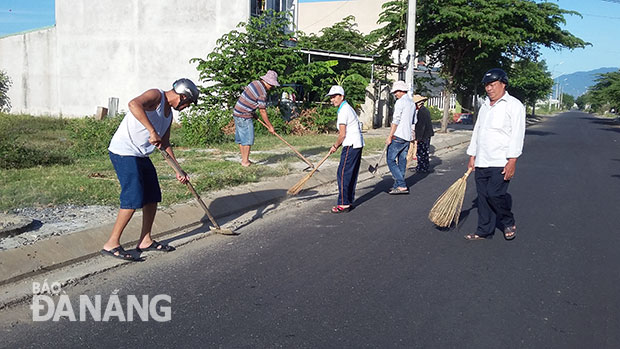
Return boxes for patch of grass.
[0,113,386,211]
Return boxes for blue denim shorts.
[109,152,161,209]
[234,116,255,146]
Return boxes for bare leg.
[136,202,157,249]
[240,144,252,166]
[103,208,135,252]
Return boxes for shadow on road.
[526,129,556,136]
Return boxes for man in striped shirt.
[233,70,279,167]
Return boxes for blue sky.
[1,0,618,75]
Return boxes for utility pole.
[405,0,417,93]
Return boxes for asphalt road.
[2,111,619,348]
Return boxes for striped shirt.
[233,80,267,118]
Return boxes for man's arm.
[161,128,189,184]
[258,108,275,134]
[128,89,162,147]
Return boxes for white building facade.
[0,0,298,117]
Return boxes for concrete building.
[0,0,297,117]
[298,0,384,35]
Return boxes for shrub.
[0,70,11,113]
[254,107,291,136]
[0,113,72,169]
[68,115,123,157]
[179,108,233,146]
[427,105,444,121]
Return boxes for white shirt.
[392,93,415,141]
[337,101,364,148]
[466,91,525,167]
[108,90,172,157]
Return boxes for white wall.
[0,27,58,116]
[298,0,384,35]
[0,0,250,117]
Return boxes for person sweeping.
[326,85,364,213]
[464,68,525,241]
[103,78,198,261]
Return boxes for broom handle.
[256,118,315,168]
[464,168,473,178]
[307,151,332,176]
[159,148,221,229]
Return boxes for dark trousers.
[474,167,515,236]
[415,138,431,172]
[336,146,363,206]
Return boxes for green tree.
[297,16,373,107]
[509,60,553,116]
[575,94,589,111]
[369,1,408,67]
[415,0,589,132]
[0,69,11,113]
[587,70,620,113]
[191,11,302,110]
[561,93,575,110]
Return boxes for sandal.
[136,240,176,252]
[388,188,409,195]
[331,205,351,214]
[464,233,492,241]
[504,225,517,240]
[101,246,140,261]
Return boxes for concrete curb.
[0,128,474,289]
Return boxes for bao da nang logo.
[30,280,172,322]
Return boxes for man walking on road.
[233,70,279,167]
[104,79,198,260]
[385,81,415,195]
[465,68,525,241]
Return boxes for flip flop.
[504,225,517,240]
[100,246,141,261]
[464,233,493,241]
[331,205,351,213]
[388,188,409,195]
[136,240,176,252]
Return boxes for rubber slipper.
[388,188,409,195]
[101,246,140,261]
[136,240,176,252]
[504,225,517,240]
[331,205,351,213]
[464,233,492,241]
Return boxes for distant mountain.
[554,67,618,98]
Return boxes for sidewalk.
[0,124,475,307]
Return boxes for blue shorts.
[234,116,255,146]
[109,152,161,209]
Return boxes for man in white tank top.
[102,79,199,261]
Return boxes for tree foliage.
[509,60,553,115]
[0,70,11,113]
[580,70,620,113]
[191,11,302,110]
[561,93,575,110]
[369,1,408,67]
[415,0,589,131]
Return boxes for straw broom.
[288,151,332,195]
[428,168,473,228]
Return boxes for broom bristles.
[288,152,332,195]
[428,169,472,228]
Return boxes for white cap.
[325,85,345,97]
[390,80,409,93]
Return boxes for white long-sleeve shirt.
[392,93,415,141]
[466,91,525,167]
